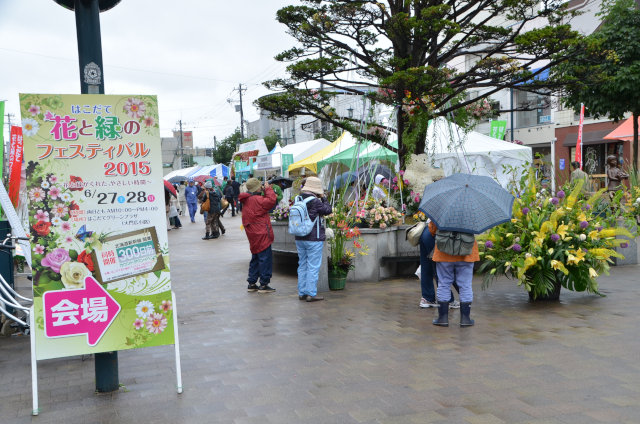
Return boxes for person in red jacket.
[238,178,277,293]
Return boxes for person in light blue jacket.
[184,180,199,223]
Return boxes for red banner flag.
[575,103,585,169]
[8,126,24,207]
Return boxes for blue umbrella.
[418,173,514,234]
[333,171,358,190]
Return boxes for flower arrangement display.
[326,209,368,275]
[384,170,422,216]
[478,171,634,300]
[353,198,403,229]
[271,203,291,221]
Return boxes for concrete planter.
[272,221,420,283]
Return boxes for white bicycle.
[0,234,32,336]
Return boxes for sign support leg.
[172,291,183,394]
[30,306,39,416]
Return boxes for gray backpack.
[435,230,475,256]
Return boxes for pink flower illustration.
[49,175,58,184]
[41,248,71,273]
[124,98,146,119]
[35,209,49,222]
[52,203,69,218]
[146,313,167,334]
[133,319,144,330]
[28,104,40,116]
[28,187,45,202]
[48,186,61,200]
[64,236,74,244]
[161,300,172,312]
[143,115,155,127]
[33,244,45,255]
[61,221,72,232]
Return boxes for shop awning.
[604,116,639,142]
[562,129,621,147]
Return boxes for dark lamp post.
[53,0,121,393]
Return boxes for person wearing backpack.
[238,178,277,293]
[292,176,332,302]
[428,221,479,327]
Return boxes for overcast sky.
[0,0,295,147]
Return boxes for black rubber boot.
[432,302,449,326]
[460,302,475,327]
[202,232,210,240]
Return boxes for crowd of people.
[165,172,478,319]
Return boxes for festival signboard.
[19,94,174,360]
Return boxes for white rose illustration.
[60,261,90,289]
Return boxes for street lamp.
[347,106,354,119]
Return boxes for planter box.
[272,221,420,283]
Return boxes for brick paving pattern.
[0,214,639,423]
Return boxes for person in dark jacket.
[238,178,277,293]
[231,176,242,213]
[221,182,236,216]
[294,176,332,302]
[198,181,223,240]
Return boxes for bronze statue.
[606,155,628,192]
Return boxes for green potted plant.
[477,171,634,301]
[326,211,368,290]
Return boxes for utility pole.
[229,84,247,141]
[238,84,245,140]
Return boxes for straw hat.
[301,176,324,196]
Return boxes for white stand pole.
[171,291,183,394]
[30,306,39,415]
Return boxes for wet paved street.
[1,213,639,423]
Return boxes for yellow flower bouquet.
[477,171,634,300]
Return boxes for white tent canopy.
[164,166,201,180]
[426,118,532,188]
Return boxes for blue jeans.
[248,246,273,286]
[435,262,474,303]
[295,240,324,297]
[187,202,198,222]
[419,229,459,303]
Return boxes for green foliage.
[262,129,281,152]
[259,0,582,167]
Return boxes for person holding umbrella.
[419,173,515,327]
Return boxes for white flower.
[61,192,72,202]
[22,118,40,137]
[60,261,90,289]
[41,181,50,189]
[579,234,587,241]
[135,300,155,318]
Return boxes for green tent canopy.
[317,140,397,172]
